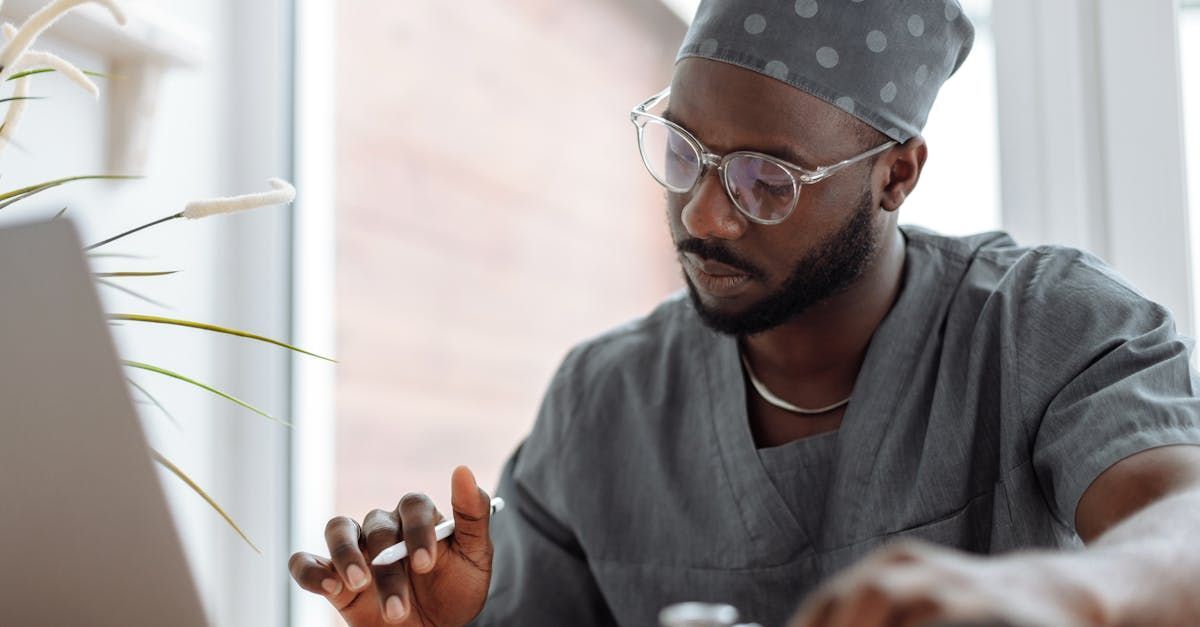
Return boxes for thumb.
[449,465,493,563]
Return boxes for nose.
[679,170,748,241]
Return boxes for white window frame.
[994,0,1194,336]
[215,0,335,624]
[219,0,295,625]
[290,0,338,625]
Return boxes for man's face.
[665,59,889,336]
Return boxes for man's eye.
[755,179,793,198]
[669,144,696,164]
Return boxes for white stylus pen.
[371,497,506,567]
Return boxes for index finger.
[325,516,372,593]
[288,551,343,598]
[397,492,441,575]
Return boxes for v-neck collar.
[699,228,960,558]
[704,331,807,558]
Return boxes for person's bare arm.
[1064,443,1200,623]
[790,445,1200,627]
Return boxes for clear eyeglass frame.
[630,86,898,225]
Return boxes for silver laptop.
[0,219,209,626]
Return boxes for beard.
[679,190,880,337]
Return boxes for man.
[290,1,1200,625]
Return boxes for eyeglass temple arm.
[803,140,898,182]
[631,87,672,120]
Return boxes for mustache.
[675,238,764,279]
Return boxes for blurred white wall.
[1183,7,1200,336]
[0,1,293,625]
[900,0,1000,235]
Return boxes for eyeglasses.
[630,87,897,225]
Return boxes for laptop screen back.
[0,220,209,626]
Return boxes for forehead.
[667,58,861,163]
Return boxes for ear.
[879,136,927,212]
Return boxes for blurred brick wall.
[335,1,684,521]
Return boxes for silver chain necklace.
[739,351,851,416]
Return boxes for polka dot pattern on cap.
[866,30,887,53]
[915,64,930,86]
[764,60,789,80]
[816,46,839,69]
[744,13,766,34]
[908,15,925,37]
[677,0,975,142]
[795,0,818,19]
[881,82,898,103]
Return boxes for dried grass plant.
[0,0,333,552]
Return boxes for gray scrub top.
[473,226,1200,627]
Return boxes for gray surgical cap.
[676,0,975,143]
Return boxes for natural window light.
[1183,3,1200,336]
[898,0,1000,236]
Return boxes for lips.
[684,253,749,277]
[683,253,754,298]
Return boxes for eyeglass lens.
[638,119,797,222]
[638,120,701,191]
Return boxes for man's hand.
[788,540,1107,627]
[288,466,495,627]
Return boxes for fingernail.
[412,548,432,572]
[346,564,369,590]
[320,578,342,595]
[385,595,407,621]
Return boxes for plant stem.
[150,449,261,553]
[111,313,337,362]
[85,212,181,251]
[6,67,108,81]
[0,174,141,210]
[127,378,180,428]
[95,278,173,310]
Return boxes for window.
[899,0,1001,235]
[331,1,682,537]
[1183,1,1200,335]
[0,2,295,625]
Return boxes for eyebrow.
[661,108,815,168]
